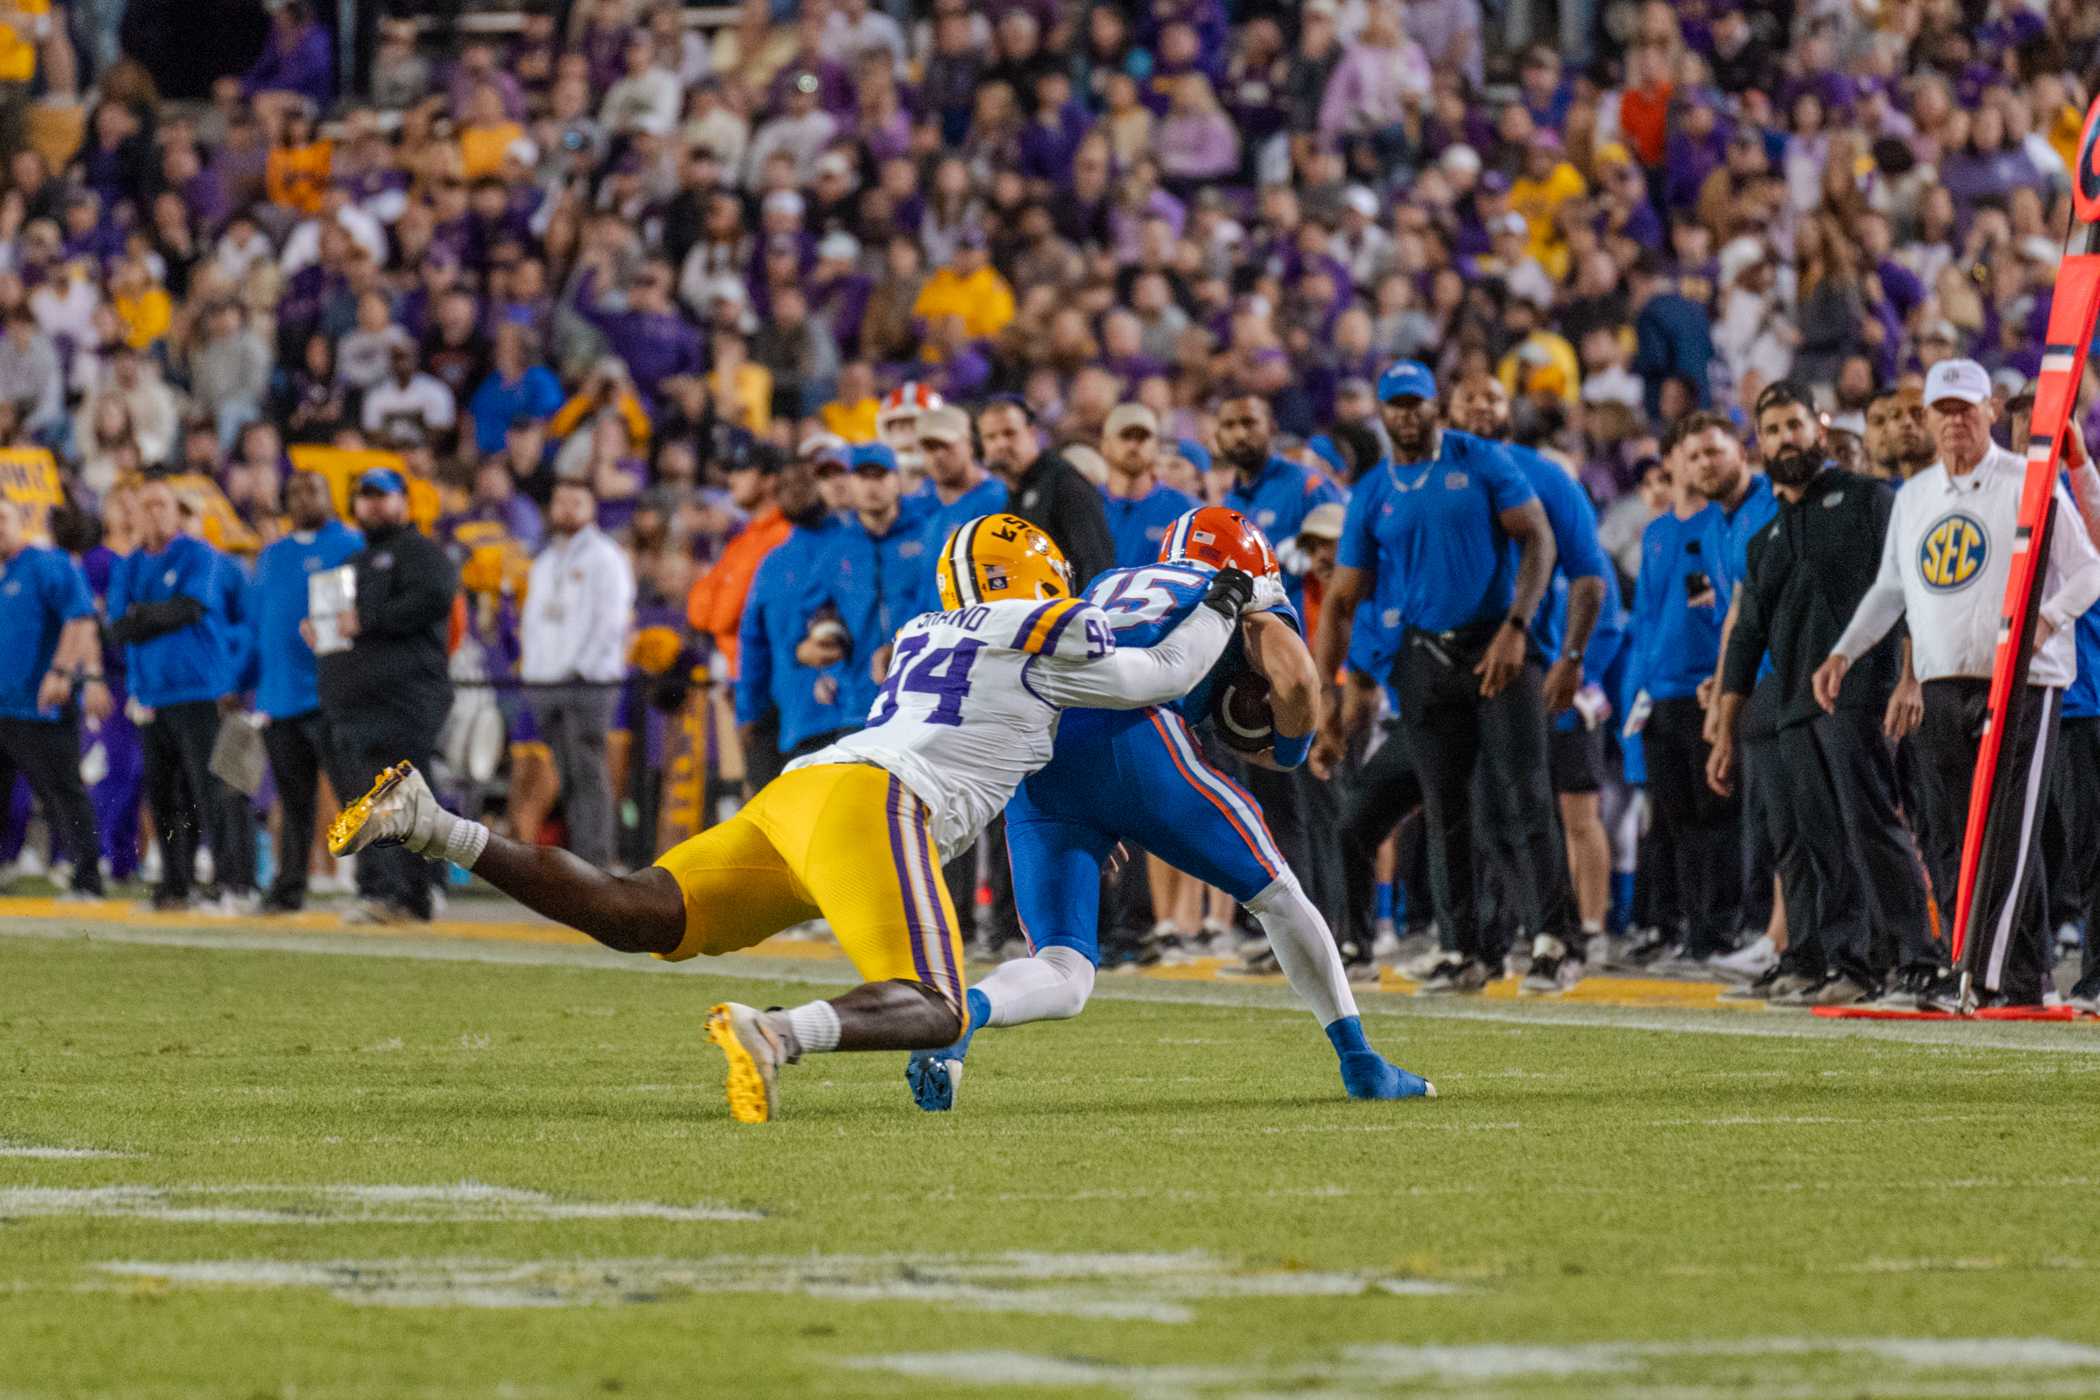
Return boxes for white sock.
[783,1000,841,1057]
[978,945,1096,1027]
[1247,872,1357,1026]
[433,814,490,870]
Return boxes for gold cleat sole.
[705,1004,774,1125]
[327,762,413,857]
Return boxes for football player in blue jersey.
[905,507,1435,1111]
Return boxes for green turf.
[4,925,2100,1399]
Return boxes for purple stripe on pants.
[884,775,935,984]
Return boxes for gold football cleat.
[327,762,416,857]
[705,1002,782,1124]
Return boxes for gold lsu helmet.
[935,513,1073,611]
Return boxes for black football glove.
[1201,566,1255,620]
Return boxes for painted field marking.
[0,1182,760,1225]
[0,1141,134,1160]
[5,918,2097,1057]
[87,1251,1459,1317]
[848,1336,2100,1398]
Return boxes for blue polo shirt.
[1630,507,1725,702]
[246,519,363,719]
[1336,429,1539,634]
[1709,472,1777,603]
[1102,482,1200,570]
[915,476,1009,612]
[0,544,94,721]
[1225,454,1344,611]
[1504,442,1608,663]
[108,534,238,708]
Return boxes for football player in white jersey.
[328,513,1256,1123]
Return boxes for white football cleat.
[328,762,443,858]
[706,1002,784,1124]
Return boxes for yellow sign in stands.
[287,445,441,533]
[0,446,63,542]
[160,472,261,555]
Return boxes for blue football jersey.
[1082,563,1301,722]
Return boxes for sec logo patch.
[1917,512,1988,592]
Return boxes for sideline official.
[317,468,460,924]
[1817,360,2100,1007]
[1313,361,1558,994]
[246,471,361,912]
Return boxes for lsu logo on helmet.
[1917,511,1988,592]
[936,513,1073,610]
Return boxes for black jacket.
[318,521,459,719]
[1008,450,1115,589]
[1723,467,1901,729]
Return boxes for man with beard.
[1442,373,1611,992]
[1707,383,1930,1007]
[1218,391,1344,614]
[1863,385,1936,482]
[1313,362,1558,994]
[977,397,1113,589]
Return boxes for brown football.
[1212,671,1275,753]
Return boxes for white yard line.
[0,1142,135,1159]
[5,919,2097,1056]
[0,1183,760,1225]
[86,1250,1458,1317]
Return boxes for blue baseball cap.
[847,442,898,473]
[1175,438,1212,473]
[355,467,408,495]
[1377,360,1437,404]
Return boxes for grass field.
[6,907,2100,1399]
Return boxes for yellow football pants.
[652,762,966,1006]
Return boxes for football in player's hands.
[1202,566,1256,619]
[1212,671,1275,754]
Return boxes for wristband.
[1560,649,1583,665]
[1502,615,1526,633]
[1271,729,1313,769]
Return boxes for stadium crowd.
[3,0,2100,1012]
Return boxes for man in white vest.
[1814,358,2100,1008]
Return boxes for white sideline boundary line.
[5,919,2099,1057]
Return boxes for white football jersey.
[790,594,1230,860]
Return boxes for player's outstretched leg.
[1242,873,1435,1100]
[907,946,1095,1111]
[723,980,965,1123]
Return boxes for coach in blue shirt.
[1312,361,1558,993]
[108,478,247,910]
[911,405,1007,613]
[245,471,361,912]
[842,442,934,650]
[1446,372,1609,980]
[0,498,108,896]
[1217,390,1343,611]
[1100,403,1198,569]
[737,452,881,780]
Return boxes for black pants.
[1918,679,2058,1001]
[261,710,333,908]
[143,699,253,899]
[0,713,103,894]
[2052,716,2100,996]
[1642,695,1741,955]
[326,702,445,920]
[1762,716,1877,983]
[1394,630,1567,962]
[1338,727,1422,961]
[1815,707,1934,973]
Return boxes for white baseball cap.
[1923,357,1990,408]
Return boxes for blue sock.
[946,987,991,1058]
[1609,871,1635,934]
[1374,882,1394,922]
[1324,1015,1371,1058]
